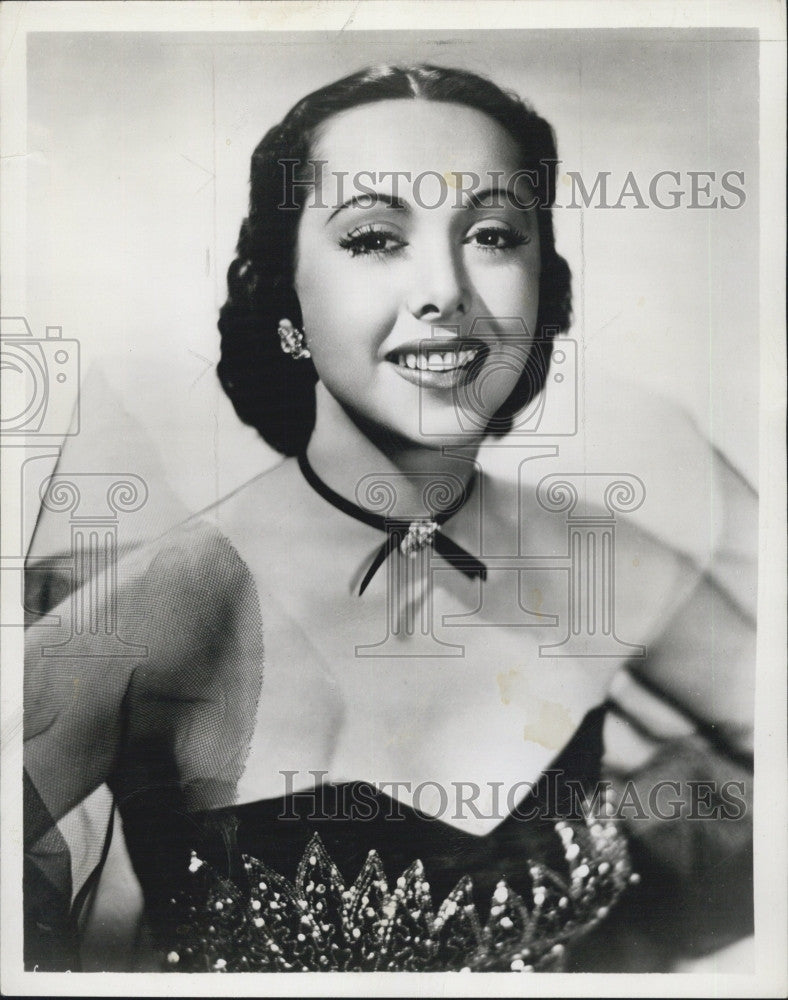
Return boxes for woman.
[24,64,755,974]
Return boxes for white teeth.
[394,346,482,371]
[425,352,459,372]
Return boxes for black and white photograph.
[1,1,785,995]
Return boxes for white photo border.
[1,2,785,997]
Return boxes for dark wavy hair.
[217,64,572,455]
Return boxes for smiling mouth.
[386,343,486,373]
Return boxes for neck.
[305,384,481,519]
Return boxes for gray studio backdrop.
[19,28,759,972]
[24,28,758,541]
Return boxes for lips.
[384,340,488,389]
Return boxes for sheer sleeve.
[24,520,265,970]
[590,446,757,969]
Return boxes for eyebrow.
[327,191,408,223]
[325,181,534,223]
[462,183,532,210]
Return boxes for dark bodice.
[129,703,605,907]
[116,703,639,972]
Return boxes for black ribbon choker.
[297,452,488,596]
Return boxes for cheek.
[469,259,540,317]
[298,260,397,361]
[469,260,541,403]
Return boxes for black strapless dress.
[25,518,752,973]
[117,703,638,973]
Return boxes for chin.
[387,411,494,452]
[408,399,508,446]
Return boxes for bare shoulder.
[477,392,757,640]
[193,455,304,545]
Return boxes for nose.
[406,241,471,322]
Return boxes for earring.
[277,319,311,360]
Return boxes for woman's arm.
[598,450,757,965]
[627,448,757,757]
[23,520,265,970]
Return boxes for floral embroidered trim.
[164,804,637,973]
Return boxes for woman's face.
[294,99,541,447]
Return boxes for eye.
[464,224,530,253]
[338,224,407,258]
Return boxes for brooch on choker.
[297,452,487,595]
[398,519,438,556]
